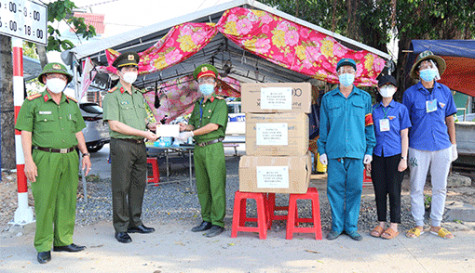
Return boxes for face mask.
[379,85,396,98]
[419,68,437,82]
[338,73,355,87]
[199,84,215,96]
[46,78,67,94]
[122,72,138,84]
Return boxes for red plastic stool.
[363,169,372,187]
[146,157,160,186]
[286,187,322,240]
[266,193,294,222]
[231,191,269,239]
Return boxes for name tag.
[39,111,52,115]
[426,99,437,113]
[379,119,390,132]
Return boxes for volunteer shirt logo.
[439,102,446,108]
[388,116,396,120]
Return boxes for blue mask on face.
[419,68,437,82]
[338,73,355,87]
[199,84,215,96]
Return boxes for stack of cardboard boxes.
[239,83,312,194]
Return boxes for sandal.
[381,227,399,240]
[430,227,454,239]
[406,227,424,238]
[370,226,384,238]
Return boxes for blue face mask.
[338,73,355,87]
[199,84,215,96]
[419,68,437,82]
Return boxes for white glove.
[363,154,373,164]
[451,144,458,162]
[319,154,328,165]
[176,131,193,142]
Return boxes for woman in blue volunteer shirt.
[403,51,457,239]
[366,75,411,240]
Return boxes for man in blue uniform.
[318,58,376,241]
[403,51,457,239]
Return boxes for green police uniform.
[103,80,150,232]
[189,94,228,227]
[15,91,86,252]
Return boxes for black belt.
[114,138,145,144]
[197,137,224,147]
[33,146,77,154]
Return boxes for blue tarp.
[406,40,475,97]
[411,40,475,58]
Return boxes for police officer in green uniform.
[177,64,228,238]
[15,62,92,264]
[102,52,159,243]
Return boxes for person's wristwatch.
[83,153,90,157]
[401,156,406,160]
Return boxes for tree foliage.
[46,0,96,52]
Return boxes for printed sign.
[260,87,292,110]
[0,0,47,44]
[256,166,289,188]
[256,123,288,146]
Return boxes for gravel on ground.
[1,157,474,233]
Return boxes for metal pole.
[12,37,34,225]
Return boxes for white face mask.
[122,72,138,84]
[379,85,396,98]
[46,78,67,94]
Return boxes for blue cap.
[336,58,356,72]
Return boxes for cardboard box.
[241,82,312,113]
[246,113,309,156]
[239,153,311,193]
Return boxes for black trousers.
[371,153,404,223]
[110,138,147,232]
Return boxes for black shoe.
[205,225,225,238]
[37,251,51,264]
[326,230,342,240]
[191,221,212,232]
[127,224,155,234]
[53,243,86,252]
[115,232,132,243]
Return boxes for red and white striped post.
[12,37,34,225]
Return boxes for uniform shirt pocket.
[413,102,426,118]
[351,101,365,116]
[327,102,342,119]
[119,103,135,123]
[34,113,56,133]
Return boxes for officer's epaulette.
[215,96,225,100]
[108,86,118,93]
[26,93,42,101]
[66,95,78,103]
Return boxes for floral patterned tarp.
[95,7,386,121]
